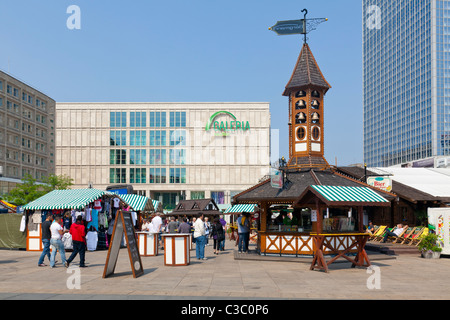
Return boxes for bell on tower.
[283,42,332,170]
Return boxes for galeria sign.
[205,111,250,135]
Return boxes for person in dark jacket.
[210,216,225,255]
[65,215,87,268]
[38,215,53,267]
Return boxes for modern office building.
[363,0,450,167]
[0,70,56,194]
[55,102,271,210]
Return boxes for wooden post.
[358,206,364,232]
[315,199,322,234]
[260,201,268,232]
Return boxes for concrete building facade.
[0,70,55,194]
[55,102,271,210]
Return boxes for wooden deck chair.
[407,227,425,246]
[412,228,429,247]
[378,226,401,243]
[369,225,386,241]
[392,227,414,244]
[397,227,417,244]
[374,226,395,242]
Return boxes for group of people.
[141,213,229,260]
[38,214,88,268]
[366,221,408,243]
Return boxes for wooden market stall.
[294,185,391,272]
[21,188,126,251]
[231,37,397,272]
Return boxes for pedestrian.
[50,216,68,268]
[236,213,250,253]
[219,214,227,251]
[211,216,225,255]
[152,213,163,248]
[193,213,207,260]
[38,214,53,267]
[65,215,87,268]
[177,217,191,234]
[167,216,178,234]
[204,216,211,246]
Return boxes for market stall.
[21,188,125,252]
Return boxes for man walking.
[38,215,53,267]
[65,215,87,268]
[236,213,250,253]
[193,213,207,260]
[50,216,68,268]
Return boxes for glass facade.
[362,0,450,166]
[109,111,186,184]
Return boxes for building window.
[110,168,126,184]
[169,168,186,184]
[110,112,127,127]
[211,191,225,204]
[149,149,166,165]
[130,149,146,165]
[191,191,205,200]
[169,130,186,146]
[170,111,186,127]
[150,112,166,127]
[169,149,186,165]
[130,112,146,127]
[130,130,146,146]
[110,149,126,165]
[149,130,167,146]
[130,168,147,184]
[149,168,166,184]
[110,131,126,146]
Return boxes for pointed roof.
[283,43,331,96]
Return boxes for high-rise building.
[0,70,55,194]
[363,0,450,167]
[55,102,271,210]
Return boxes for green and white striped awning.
[22,189,111,211]
[119,194,153,212]
[311,185,390,204]
[225,204,256,214]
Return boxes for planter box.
[421,251,441,259]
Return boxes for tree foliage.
[4,174,74,206]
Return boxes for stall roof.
[166,198,221,216]
[294,185,391,207]
[224,204,256,214]
[22,189,114,210]
[119,194,154,212]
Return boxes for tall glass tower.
[363,0,450,167]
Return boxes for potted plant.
[418,233,442,259]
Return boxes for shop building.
[0,70,56,194]
[55,102,271,210]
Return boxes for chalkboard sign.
[103,210,144,278]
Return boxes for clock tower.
[283,43,331,170]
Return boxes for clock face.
[312,126,320,141]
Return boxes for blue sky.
[0,0,364,166]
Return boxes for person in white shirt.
[50,216,68,268]
[151,213,163,246]
[193,213,207,260]
[382,224,408,243]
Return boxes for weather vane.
[269,9,328,43]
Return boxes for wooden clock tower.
[283,43,332,170]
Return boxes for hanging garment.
[86,231,98,251]
[87,209,99,231]
[62,233,73,250]
[19,215,26,232]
